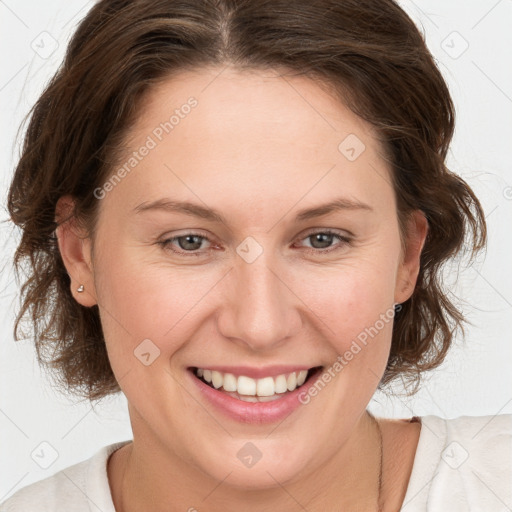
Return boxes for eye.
[296,229,352,254]
[158,232,212,257]
[158,229,352,258]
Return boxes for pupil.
[180,235,202,250]
[312,233,332,249]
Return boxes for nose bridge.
[218,248,300,350]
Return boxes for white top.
[1,414,511,511]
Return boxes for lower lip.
[187,367,323,424]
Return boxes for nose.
[216,252,302,352]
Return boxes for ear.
[55,195,97,307]
[394,210,428,304]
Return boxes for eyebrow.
[132,197,373,223]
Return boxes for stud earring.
[77,284,84,293]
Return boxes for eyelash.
[158,229,352,257]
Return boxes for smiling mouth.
[189,366,324,402]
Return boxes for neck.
[109,410,384,512]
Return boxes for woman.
[1,0,510,511]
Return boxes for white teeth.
[287,372,297,391]
[211,371,223,389]
[194,367,313,397]
[237,375,256,395]
[275,374,288,393]
[256,377,275,397]
[297,370,308,386]
[222,373,237,392]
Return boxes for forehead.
[103,66,394,220]
[131,65,381,154]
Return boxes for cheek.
[304,249,399,362]
[92,242,223,361]
[92,254,206,402]
[316,256,398,325]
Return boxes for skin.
[56,66,427,511]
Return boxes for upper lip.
[190,365,321,379]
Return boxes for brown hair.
[7,0,486,402]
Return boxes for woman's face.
[63,66,426,487]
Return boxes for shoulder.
[401,414,512,511]
[0,441,130,512]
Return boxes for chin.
[200,439,313,490]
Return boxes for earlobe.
[55,195,97,307]
[394,210,428,304]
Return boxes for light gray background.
[1,0,511,501]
